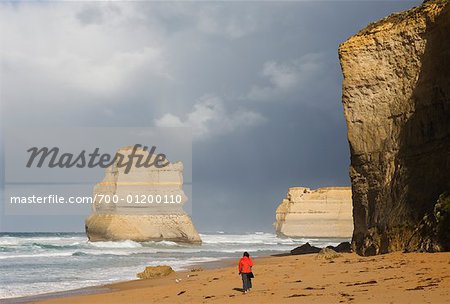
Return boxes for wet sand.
[18,252,450,303]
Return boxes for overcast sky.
[0,1,421,232]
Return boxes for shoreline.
[1,257,237,304]
[4,251,450,304]
[1,287,113,304]
[0,232,349,302]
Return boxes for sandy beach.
[21,252,450,304]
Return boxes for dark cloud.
[76,5,104,25]
[0,1,421,232]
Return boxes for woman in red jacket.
[238,252,253,293]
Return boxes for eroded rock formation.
[85,147,201,244]
[339,0,450,255]
[137,266,174,279]
[275,187,353,238]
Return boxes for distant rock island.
[339,0,449,255]
[85,146,201,244]
[275,187,353,238]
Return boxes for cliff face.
[85,147,201,244]
[339,0,450,255]
[275,187,353,238]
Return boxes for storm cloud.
[0,1,421,232]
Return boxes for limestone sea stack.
[275,187,353,238]
[339,0,450,255]
[85,146,201,244]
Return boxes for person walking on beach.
[238,252,253,293]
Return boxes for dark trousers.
[241,273,252,291]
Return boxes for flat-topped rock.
[275,187,353,238]
[85,147,201,244]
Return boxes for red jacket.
[238,256,253,273]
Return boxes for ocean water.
[0,232,349,299]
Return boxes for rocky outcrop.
[137,266,174,279]
[316,248,342,260]
[85,147,201,244]
[275,187,353,238]
[339,0,450,255]
[290,241,351,256]
[290,242,321,255]
[326,242,352,253]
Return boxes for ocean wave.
[155,240,179,246]
[72,251,89,256]
[0,246,15,252]
[0,252,74,259]
[140,240,181,247]
[72,250,134,257]
[87,240,143,248]
[32,242,81,250]
[199,233,299,245]
[0,235,87,247]
[0,237,21,246]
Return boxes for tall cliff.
[275,187,353,238]
[85,147,201,244]
[339,0,450,255]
